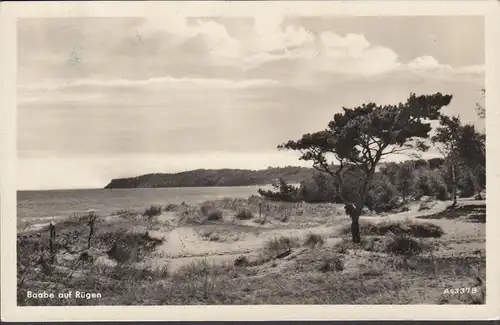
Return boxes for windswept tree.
[278,93,453,243]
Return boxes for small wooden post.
[259,203,262,218]
[87,213,96,249]
[49,222,56,264]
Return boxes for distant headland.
[104,166,317,189]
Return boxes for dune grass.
[17,198,485,306]
[339,219,444,238]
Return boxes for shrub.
[99,231,163,264]
[258,178,302,202]
[164,204,178,212]
[206,210,223,221]
[299,173,341,203]
[318,256,344,272]
[235,208,254,220]
[264,236,300,254]
[340,220,444,238]
[365,174,401,213]
[458,168,476,198]
[412,169,448,200]
[385,233,427,256]
[198,204,223,222]
[303,233,325,248]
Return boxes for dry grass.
[303,233,325,249]
[340,220,444,238]
[264,235,301,255]
[235,208,254,220]
[143,205,163,218]
[17,198,485,306]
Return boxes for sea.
[17,185,273,230]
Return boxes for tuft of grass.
[112,209,134,216]
[143,205,163,218]
[384,233,428,256]
[303,233,325,249]
[206,210,223,221]
[264,235,300,256]
[197,204,223,222]
[235,208,254,220]
[340,220,444,238]
[318,256,344,273]
[164,204,179,212]
[97,231,163,264]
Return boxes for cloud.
[133,17,484,80]
[401,55,484,82]
[136,16,244,60]
[408,55,451,70]
[19,76,280,91]
[18,17,484,91]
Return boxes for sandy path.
[147,221,341,273]
[146,198,483,273]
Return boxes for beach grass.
[17,197,485,305]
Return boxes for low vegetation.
[143,205,163,219]
[339,220,444,239]
[235,208,254,220]
[17,198,485,306]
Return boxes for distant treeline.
[258,157,485,213]
[104,166,316,189]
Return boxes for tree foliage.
[431,114,486,202]
[278,93,453,243]
[475,88,486,119]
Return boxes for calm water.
[17,185,271,223]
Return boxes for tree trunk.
[351,215,361,243]
[473,166,483,200]
[345,204,361,243]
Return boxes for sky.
[17,15,485,190]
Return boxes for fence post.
[49,222,56,264]
[87,214,96,249]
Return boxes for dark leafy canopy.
[432,114,485,165]
[431,114,486,196]
[278,93,453,198]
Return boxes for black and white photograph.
[2,0,500,322]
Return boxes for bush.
[385,233,427,256]
[412,169,448,200]
[264,236,300,254]
[299,173,341,203]
[458,168,476,198]
[258,178,302,202]
[98,231,164,263]
[318,256,344,272]
[206,210,223,221]
[303,233,325,248]
[235,208,253,220]
[365,174,400,213]
[164,204,178,212]
[143,205,163,218]
[340,220,444,238]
